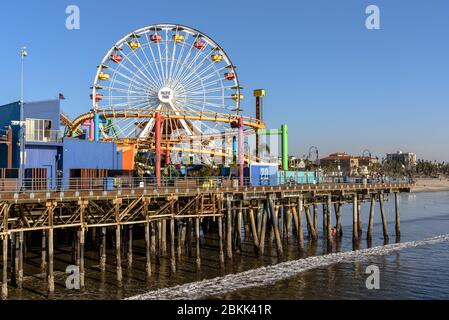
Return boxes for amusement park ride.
[65,23,267,185]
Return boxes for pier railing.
[0,176,414,195]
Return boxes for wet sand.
[412,178,449,193]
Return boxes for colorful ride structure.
[66,23,265,170]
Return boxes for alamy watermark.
[365,265,380,290]
[66,5,80,30]
[366,5,381,30]
[66,265,81,290]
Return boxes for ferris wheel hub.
[158,87,175,104]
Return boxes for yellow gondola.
[98,72,110,81]
[232,94,244,101]
[172,34,185,43]
[128,41,141,50]
[211,54,223,63]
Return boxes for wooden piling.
[218,216,225,264]
[127,225,133,268]
[353,195,359,243]
[79,201,87,289]
[248,208,259,253]
[379,192,389,241]
[150,221,156,257]
[357,200,362,236]
[13,232,19,287]
[285,206,292,243]
[114,199,123,284]
[313,204,318,232]
[161,219,167,255]
[367,194,375,240]
[335,202,343,237]
[17,232,23,289]
[322,203,328,236]
[256,207,263,240]
[226,198,233,259]
[79,227,85,289]
[177,220,184,259]
[2,235,8,300]
[327,196,333,243]
[100,227,107,272]
[41,230,47,273]
[259,202,268,255]
[47,202,55,293]
[292,197,304,248]
[269,198,283,256]
[195,218,201,268]
[236,207,243,253]
[304,205,317,240]
[395,192,401,238]
[170,218,176,273]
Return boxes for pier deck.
[0,181,412,299]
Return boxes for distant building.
[320,152,378,176]
[386,151,417,169]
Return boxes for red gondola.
[110,54,123,63]
[194,41,206,50]
[90,93,103,102]
[150,34,162,43]
[224,72,235,80]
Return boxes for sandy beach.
[412,178,449,193]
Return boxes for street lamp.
[19,47,28,188]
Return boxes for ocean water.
[6,191,449,300]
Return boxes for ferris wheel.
[90,23,248,153]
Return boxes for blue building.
[0,99,122,188]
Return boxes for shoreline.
[411,178,449,193]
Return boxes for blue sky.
[0,0,448,161]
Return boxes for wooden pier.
[0,182,412,299]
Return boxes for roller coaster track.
[67,109,265,137]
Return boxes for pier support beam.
[17,232,23,289]
[352,195,359,243]
[195,218,201,269]
[313,204,318,233]
[379,192,389,241]
[367,194,375,240]
[2,234,8,300]
[114,199,123,285]
[395,192,401,238]
[79,201,87,289]
[357,200,362,236]
[100,227,107,272]
[335,202,343,237]
[47,202,55,294]
[170,218,176,273]
[41,230,47,274]
[327,196,333,243]
[226,198,233,259]
[249,208,259,253]
[304,205,317,241]
[269,197,283,256]
[144,198,151,279]
[218,216,225,264]
[259,202,268,255]
[127,226,133,268]
[292,197,304,249]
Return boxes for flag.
[59,93,66,100]
[21,47,27,57]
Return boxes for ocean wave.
[126,234,449,300]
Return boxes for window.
[26,118,53,142]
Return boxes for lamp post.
[20,47,27,188]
